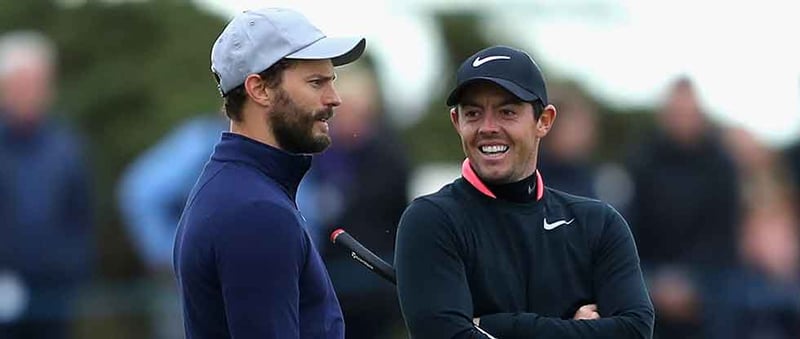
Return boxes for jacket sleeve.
[478,205,655,339]
[395,199,494,339]
[214,201,308,339]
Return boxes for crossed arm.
[395,200,654,339]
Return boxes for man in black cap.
[394,46,654,338]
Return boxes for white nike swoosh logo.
[472,55,511,67]
[543,218,575,231]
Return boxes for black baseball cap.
[446,45,548,107]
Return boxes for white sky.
[195,0,800,146]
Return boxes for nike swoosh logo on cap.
[543,218,575,231]
[472,55,511,67]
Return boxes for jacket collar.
[212,132,311,199]
[461,158,544,201]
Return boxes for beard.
[269,88,334,154]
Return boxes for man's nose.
[324,86,342,107]
[478,112,500,134]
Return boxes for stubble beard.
[269,88,334,154]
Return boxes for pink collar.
[461,159,544,201]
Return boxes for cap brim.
[286,37,366,66]
[446,77,540,106]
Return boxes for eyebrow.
[307,73,336,81]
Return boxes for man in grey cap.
[173,8,365,338]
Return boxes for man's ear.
[536,104,557,138]
[243,74,271,107]
[450,107,460,131]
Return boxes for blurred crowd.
[1,23,799,339]
[539,77,800,339]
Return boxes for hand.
[573,304,600,320]
[473,317,480,326]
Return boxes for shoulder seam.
[184,163,227,210]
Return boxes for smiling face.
[451,81,556,184]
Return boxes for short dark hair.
[531,100,545,120]
[220,59,296,121]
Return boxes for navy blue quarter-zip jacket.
[174,132,344,339]
[395,159,654,339]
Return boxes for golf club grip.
[330,229,396,285]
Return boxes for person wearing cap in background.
[394,46,654,338]
[173,8,365,339]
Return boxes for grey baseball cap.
[211,8,366,96]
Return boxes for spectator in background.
[118,115,226,273]
[116,113,225,338]
[709,127,800,339]
[297,59,410,338]
[538,81,599,198]
[0,31,93,339]
[624,77,740,339]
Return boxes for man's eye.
[501,109,516,116]
[465,110,480,118]
[309,79,322,87]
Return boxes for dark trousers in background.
[327,254,406,339]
